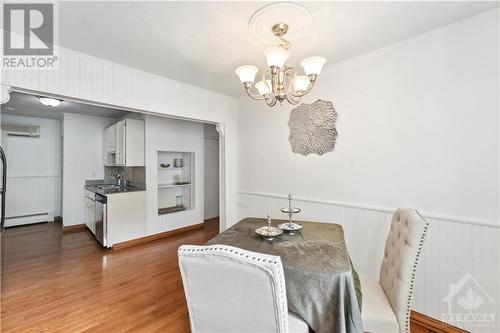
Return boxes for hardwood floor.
[1,220,218,332]
[410,310,470,333]
[1,219,461,333]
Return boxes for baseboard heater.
[5,212,54,227]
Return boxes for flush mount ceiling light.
[38,96,62,107]
[235,3,326,107]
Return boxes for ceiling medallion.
[235,3,325,107]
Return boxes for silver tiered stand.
[278,194,303,234]
[255,214,283,241]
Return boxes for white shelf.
[158,167,188,171]
[158,183,191,189]
[158,151,194,212]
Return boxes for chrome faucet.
[111,168,127,187]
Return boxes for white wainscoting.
[5,175,61,226]
[62,114,114,226]
[237,191,500,330]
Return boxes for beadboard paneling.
[237,192,500,331]
[62,113,114,226]
[4,175,61,220]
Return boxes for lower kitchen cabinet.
[106,191,147,247]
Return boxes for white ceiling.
[1,92,129,120]
[58,1,498,97]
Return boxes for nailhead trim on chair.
[178,244,289,331]
[380,209,429,333]
[402,215,429,333]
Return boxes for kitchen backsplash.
[105,166,145,184]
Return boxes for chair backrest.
[379,209,429,333]
[178,244,289,333]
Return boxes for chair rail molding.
[237,191,499,229]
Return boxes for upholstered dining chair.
[178,244,309,333]
[361,208,429,333]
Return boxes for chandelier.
[235,23,326,107]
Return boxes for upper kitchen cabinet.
[104,119,144,166]
[104,125,116,153]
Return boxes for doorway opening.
[1,89,225,241]
[203,123,220,229]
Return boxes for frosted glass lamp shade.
[255,80,271,96]
[293,75,310,92]
[38,96,61,107]
[235,65,258,83]
[300,56,326,75]
[263,46,290,68]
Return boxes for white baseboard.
[5,214,51,227]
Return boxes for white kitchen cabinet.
[106,191,147,247]
[103,124,116,165]
[115,120,126,165]
[104,119,144,166]
[106,125,116,152]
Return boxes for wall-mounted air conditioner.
[1,123,40,137]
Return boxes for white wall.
[237,9,499,330]
[62,113,114,226]
[204,123,219,220]
[238,10,499,225]
[2,45,238,231]
[1,114,62,225]
[145,115,204,234]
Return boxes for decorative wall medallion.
[288,99,337,156]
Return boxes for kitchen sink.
[95,185,120,190]
[86,183,143,195]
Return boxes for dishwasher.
[94,193,108,247]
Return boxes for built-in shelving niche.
[157,151,194,215]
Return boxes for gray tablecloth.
[206,218,363,333]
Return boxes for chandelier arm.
[288,82,316,98]
[266,96,278,107]
[269,66,280,96]
[283,66,295,75]
[283,67,297,95]
[286,94,301,105]
[245,86,267,101]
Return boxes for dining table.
[206,217,364,333]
